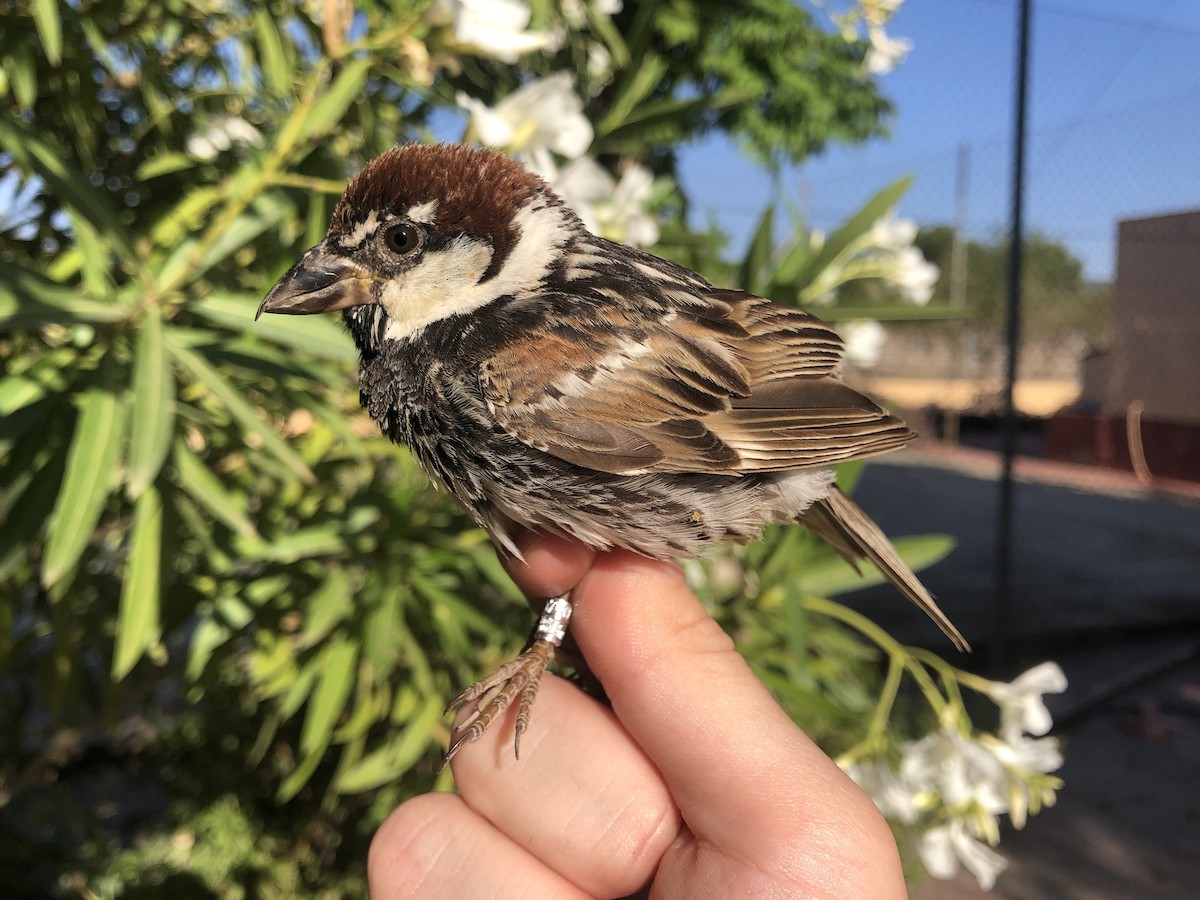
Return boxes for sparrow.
[259,143,967,766]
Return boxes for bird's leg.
[440,595,573,770]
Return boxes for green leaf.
[33,0,63,66]
[42,386,128,590]
[113,486,163,679]
[127,313,175,499]
[300,57,371,141]
[136,152,195,181]
[0,112,135,260]
[300,569,354,649]
[278,658,323,720]
[0,436,66,581]
[195,196,293,279]
[170,440,259,539]
[277,748,325,802]
[186,617,232,681]
[797,535,956,598]
[597,87,757,152]
[334,695,442,793]
[165,330,315,483]
[300,637,358,756]
[193,292,357,362]
[0,350,76,417]
[595,53,668,136]
[3,44,37,109]
[0,261,127,327]
[787,176,913,292]
[738,205,775,295]
[254,9,290,95]
[237,526,344,563]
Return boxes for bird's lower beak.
[257,250,376,319]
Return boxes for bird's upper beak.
[257,247,376,319]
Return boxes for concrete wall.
[1104,210,1200,424]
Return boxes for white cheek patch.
[380,197,572,342]
[338,210,380,249]
[381,235,495,341]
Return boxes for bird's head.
[258,143,578,344]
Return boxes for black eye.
[384,224,420,254]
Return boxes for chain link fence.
[734,1,1200,661]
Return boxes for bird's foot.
[440,595,573,771]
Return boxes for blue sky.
[678,0,1200,282]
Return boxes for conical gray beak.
[258,248,376,319]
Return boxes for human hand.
[368,534,906,899]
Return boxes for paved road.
[844,452,1200,652]
[841,451,1200,898]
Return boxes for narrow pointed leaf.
[136,152,194,181]
[300,569,354,648]
[0,262,126,326]
[113,486,163,679]
[194,292,356,362]
[334,696,442,793]
[43,387,127,589]
[0,113,135,260]
[300,57,371,141]
[595,53,667,136]
[186,616,231,681]
[787,176,913,291]
[738,205,775,295]
[165,330,315,483]
[277,748,325,802]
[797,535,955,598]
[33,0,63,66]
[300,637,358,755]
[127,313,175,499]
[170,440,259,539]
[254,9,290,95]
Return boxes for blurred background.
[1,0,1197,896]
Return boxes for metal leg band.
[533,595,572,647]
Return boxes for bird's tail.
[799,487,969,652]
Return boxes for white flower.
[841,320,887,369]
[458,73,593,159]
[186,116,263,160]
[865,24,912,74]
[870,211,918,253]
[529,152,658,248]
[844,760,922,824]
[982,662,1067,742]
[891,245,939,304]
[918,819,1008,890]
[605,164,659,247]
[988,732,1063,775]
[587,42,613,80]
[901,729,1009,815]
[427,0,551,63]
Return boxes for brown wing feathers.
[800,487,970,651]
[482,292,912,475]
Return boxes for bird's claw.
[438,638,555,772]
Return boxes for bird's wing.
[479,287,913,476]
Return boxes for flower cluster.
[434,0,658,246]
[186,116,264,161]
[830,0,913,75]
[805,207,941,368]
[843,662,1067,889]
